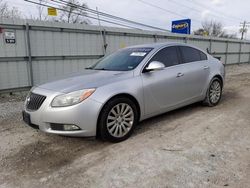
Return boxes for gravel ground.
[0,64,250,188]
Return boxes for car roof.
[125,42,197,50]
[124,42,208,55]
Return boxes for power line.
[136,0,201,24]
[137,0,240,26]
[182,0,242,22]
[135,0,207,31]
[167,0,238,25]
[53,0,170,32]
[24,0,144,30]
[167,0,242,36]
[168,0,204,13]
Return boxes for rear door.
[177,46,209,100]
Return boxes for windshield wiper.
[85,67,93,70]
[93,68,109,70]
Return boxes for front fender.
[89,76,144,120]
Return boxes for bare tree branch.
[193,20,237,39]
[36,0,48,21]
[58,0,90,24]
[0,0,23,19]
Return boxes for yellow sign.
[48,7,57,16]
[120,42,126,48]
[203,31,209,36]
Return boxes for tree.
[36,0,48,21]
[193,20,237,39]
[0,0,23,19]
[58,0,90,24]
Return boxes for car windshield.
[90,47,153,71]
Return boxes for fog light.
[63,124,80,131]
[50,123,81,131]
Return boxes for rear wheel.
[98,97,138,142]
[203,77,222,106]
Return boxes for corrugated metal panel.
[32,59,97,84]
[1,18,250,91]
[156,37,185,43]
[228,43,240,53]
[0,61,29,90]
[105,35,154,54]
[241,43,250,52]
[218,54,226,63]
[187,39,210,51]
[211,41,227,53]
[30,30,103,56]
[0,29,27,57]
[227,54,239,64]
[240,54,249,63]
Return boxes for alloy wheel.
[106,103,134,138]
[209,80,221,104]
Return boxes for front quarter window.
[91,47,153,71]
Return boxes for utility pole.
[96,7,101,28]
[96,7,106,55]
[240,21,250,40]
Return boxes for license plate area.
[22,111,39,129]
[22,111,31,125]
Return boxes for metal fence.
[0,18,250,92]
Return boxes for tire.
[203,77,222,107]
[97,97,139,142]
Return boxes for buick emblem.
[27,97,31,104]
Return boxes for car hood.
[37,69,134,93]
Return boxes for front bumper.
[22,87,103,137]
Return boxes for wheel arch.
[213,74,224,88]
[96,93,141,137]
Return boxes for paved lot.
[0,64,250,188]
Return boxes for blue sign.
[171,19,191,34]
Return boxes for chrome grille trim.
[26,93,46,111]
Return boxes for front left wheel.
[97,97,139,142]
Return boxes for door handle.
[176,72,184,77]
[203,66,209,70]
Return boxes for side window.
[179,46,201,63]
[200,51,207,60]
[149,46,179,67]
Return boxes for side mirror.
[145,61,165,72]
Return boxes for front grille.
[26,93,46,111]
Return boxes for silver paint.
[23,42,225,137]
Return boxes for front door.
[141,46,186,115]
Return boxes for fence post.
[225,41,229,65]
[184,36,188,43]
[238,42,242,64]
[25,23,34,86]
[101,29,108,55]
[153,35,157,43]
[209,38,212,53]
[248,44,250,63]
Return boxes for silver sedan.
[22,42,225,142]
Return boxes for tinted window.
[91,47,153,71]
[149,46,179,67]
[200,51,207,60]
[179,46,201,63]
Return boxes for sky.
[5,0,250,39]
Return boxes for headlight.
[51,88,96,107]
[24,87,35,105]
